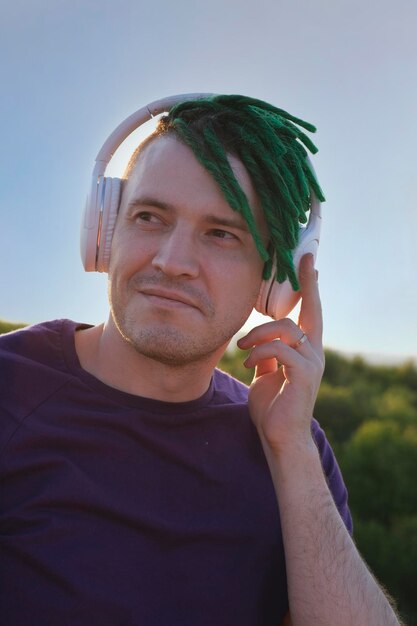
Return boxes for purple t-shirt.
[0,320,352,626]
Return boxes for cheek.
[245,265,265,309]
[242,253,265,292]
[108,229,152,277]
[215,257,263,307]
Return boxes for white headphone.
[80,93,322,320]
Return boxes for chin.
[120,320,230,367]
[111,299,252,366]
[128,335,219,366]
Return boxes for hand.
[237,254,325,455]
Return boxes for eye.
[132,211,166,230]
[136,211,160,223]
[209,228,239,241]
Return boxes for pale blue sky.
[1,0,416,361]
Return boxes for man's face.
[107,134,267,366]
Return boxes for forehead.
[122,134,265,228]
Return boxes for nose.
[151,227,199,278]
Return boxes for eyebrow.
[127,196,250,233]
[204,214,250,233]
[127,196,175,213]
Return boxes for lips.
[139,286,200,310]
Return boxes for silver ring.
[294,332,308,349]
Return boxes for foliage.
[219,346,253,386]
[0,319,27,334]
[219,345,417,623]
[341,421,417,523]
[314,380,372,448]
[353,516,417,623]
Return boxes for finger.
[298,253,323,350]
[253,355,283,379]
[238,318,305,350]
[254,361,286,389]
[244,339,306,370]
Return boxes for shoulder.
[0,318,94,369]
[1,319,73,362]
[0,320,87,451]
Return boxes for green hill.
[0,319,27,334]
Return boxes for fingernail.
[315,269,319,281]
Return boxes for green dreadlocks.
[143,94,325,291]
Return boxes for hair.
[126,94,325,291]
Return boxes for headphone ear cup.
[264,271,302,321]
[255,257,300,320]
[255,221,320,320]
[80,177,121,272]
[254,255,302,321]
[96,177,121,273]
[255,270,273,317]
[80,175,105,272]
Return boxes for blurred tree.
[374,386,417,426]
[353,515,417,623]
[322,349,359,386]
[341,420,417,523]
[219,347,253,386]
[0,319,27,334]
[339,419,417,625]
[314,381,373,447]
[324,350,417,396]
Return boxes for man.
[0,95,401,625]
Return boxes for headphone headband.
[93,93,213,178]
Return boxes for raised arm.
[238,254,402,626]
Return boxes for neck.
[74,319,226,403]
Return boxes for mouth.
[139,287,200,311]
